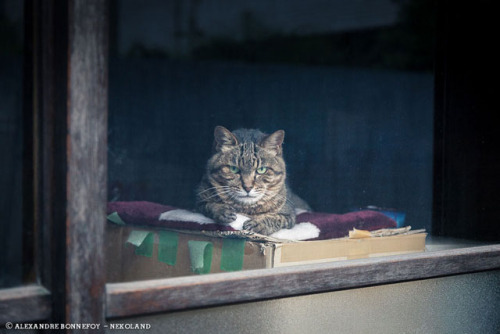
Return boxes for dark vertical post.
[433,0,499,241]
[65,0,108,327]
[39,0,108,329]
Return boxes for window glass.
[0,0,26,288]
[107,0,437,281]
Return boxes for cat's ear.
[214,126,238,152]
[260,130,285,155]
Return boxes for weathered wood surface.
[33,0,108,328]
[2,0,109,327]
[106,244,500,318]
[64,0,108,328]
[0,285,51,324]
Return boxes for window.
[102,0,500,317]
[1,0,499,327]
[106,0,437,282]
[109,0,435,226]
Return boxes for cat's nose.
[243,185,253,193]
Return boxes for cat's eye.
[229,166,240,173]
[256,167,268,174]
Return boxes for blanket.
[107,201,397,241]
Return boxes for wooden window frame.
[1,0,108,326]
[1,0,499,328]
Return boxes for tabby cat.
[196,126,310,235]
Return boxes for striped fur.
[196,126,310,235]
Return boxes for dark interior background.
[0,0,24,288]
[432,1,500,241]
[108,0,436,231]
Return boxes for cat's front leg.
[201,202,238,225]
[243,213,296,235]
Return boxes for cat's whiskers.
[196,185,232,196]
[228,192,241,202]
[202,189,234,201]
[200,186,242,201]
[197,186,232,198]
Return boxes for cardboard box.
[273,233,426,267]
[105,223,426,282]
[105,223,271,282]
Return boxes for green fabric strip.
[187,240,213,274]
[126,230,151,246]
[135,233,154,257]
[220,238,246,272]
[107,211,126,225]
[127,230,154,257]
[158,230,179,266]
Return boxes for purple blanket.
[107,201,396,241]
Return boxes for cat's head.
[206,126,287,205]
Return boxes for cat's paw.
[243,219,272,235]
[216,211,238,225]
